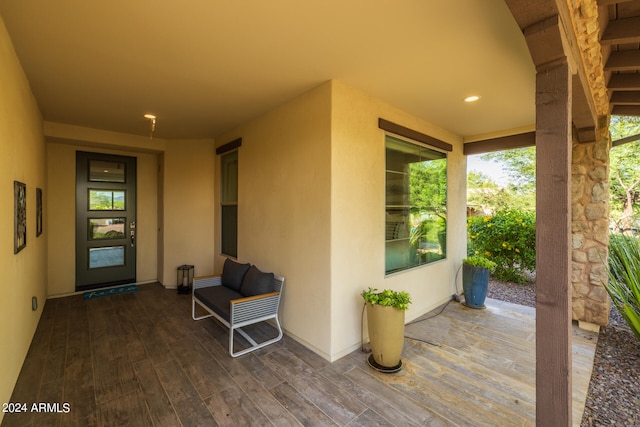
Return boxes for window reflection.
[89,160,125,183]
[89,218,125,240]
[385,135,447,274]
[89,246,125,268]
[89,190,125,210]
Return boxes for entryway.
[75,151,137,291]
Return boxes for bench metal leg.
[192,298,213,321]
[229,317,284,357]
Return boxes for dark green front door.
[76,151,136,291]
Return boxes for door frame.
[75,151,137,291]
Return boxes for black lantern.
[177,264,194,294]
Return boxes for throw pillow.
[240,265,275,297]
[222,259,250,292]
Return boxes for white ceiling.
[0,0,535,140]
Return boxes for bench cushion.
[194,285,243,322]
[222,259,251,292]
[240,265,275,297]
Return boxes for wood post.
[535,59,573,426]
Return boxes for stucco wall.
[160,139,216,286]
[214,82,333,357]
[214,80,467,361]
[46,141,160,295]
[0,16,46,424]
[330,81,467,359]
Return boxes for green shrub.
[605,234,640,341]
[361,287,412,311]
[467,210,536,283]
[463,256,497,271]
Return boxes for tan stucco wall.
[0,16,46,424]
[214,80,467,360]
[160,139,216,286]
[214,82,333,356]
[46,141,160,295]
[330,81,467,359]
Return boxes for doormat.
[83,284,138,300]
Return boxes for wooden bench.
[192,259,284,357]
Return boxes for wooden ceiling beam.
[610,91,640,104]
[597,0,635,6]
[503,0,558,30]
[601,16,640,45]
[612,132,640,147]
[612,105,640,116]
[523,15,568,69]
[463,132,535,155]
[608,73,640,90]
[605,50,640,71]
[506,0,602,143]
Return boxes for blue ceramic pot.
[462,264,489,309]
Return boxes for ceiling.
[1,1,539,140]
[600,0,640,118]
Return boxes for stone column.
[571,119,611,326]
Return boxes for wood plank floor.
[1,283,597,427]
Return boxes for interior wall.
[46,141,159,296]
[329,80,467,359]
[214,82,333,358]
[0,16,46,424]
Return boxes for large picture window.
[385,135,447,274]
[221,150,238,257]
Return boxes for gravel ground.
[486,280,640,426]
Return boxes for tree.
[481,146,536,203]
[468,170,535,213]
[609,116,640,233]
[410,157,447,220]
[466,147,536,212]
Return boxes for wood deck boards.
[1,283,597,427]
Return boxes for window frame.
[219,142,240,258]
[384,133,448,275]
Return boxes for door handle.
[130,230,135,247]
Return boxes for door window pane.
[89,218,126,240]
[385,135,447,274]
[90,160,126,182]
[89,190,125,210]
[89,246,125,268]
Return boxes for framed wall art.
[36,187,43,237]
[14,181,26,253]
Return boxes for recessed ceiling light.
[464,95,481,103]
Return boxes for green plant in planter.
[361,287,411,311]
[361,287,412,370]
[463,256,497,271]
[461,256,496,309]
